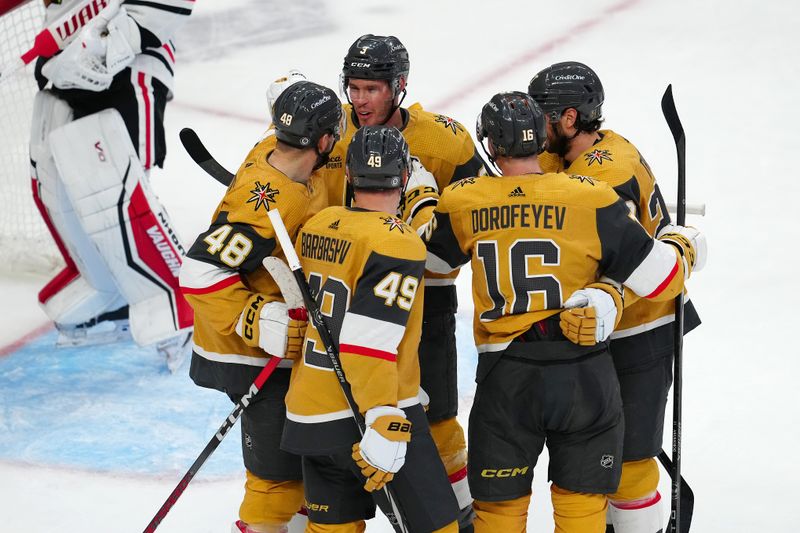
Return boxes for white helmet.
[266,69,308,120]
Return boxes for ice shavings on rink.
[0,317,479,479]
[0,330,242,478]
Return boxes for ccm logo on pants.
[480,466,529,478]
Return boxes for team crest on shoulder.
[247,181,280,212]
[584,149,613,166]
[434,114,465,135]
[569,174,596,185]
[450,177,476,190]
[381,216,407,233]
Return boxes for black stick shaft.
[266,209,409,533]
[179,127,235,187]
[661,84,685,533]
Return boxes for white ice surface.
[2,0,799,531]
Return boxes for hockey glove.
[236,298,307,359]
[657,224,707,277]
[41,31,112,91]
[399,157,439,227]
[560,282,623,345]
[41,6,138,92]
[352,406,412,492]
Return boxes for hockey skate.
[55,307,132,348]
[156,330,193,373]
[231,509,308,533]
[232,521,285,533]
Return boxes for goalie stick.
[661,84,693,533]
[267,208,410,533]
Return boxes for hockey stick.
[657,450,694,531]
[661,84,692,533]
[179,128,235,186]
[142,356,282,532]
[267,208,410,533]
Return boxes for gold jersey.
[315,102,483,207]
[180,154,325,394]
[539,130,695,337]
[312,102,483,289]
[282,206,426,454]
[425,173,689,353]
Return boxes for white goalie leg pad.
[608,492,664,533]
[48,108,193,345]
[30,90,126,326]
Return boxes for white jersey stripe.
[179,256,240,292]
[286,396,420,424]
[426,252,457,274]
[623,239,679,298]
[425,277,456,286]
[192,344,293,368]
[339,312,404,356]
[609,298,692,340]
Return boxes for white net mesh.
[0,0,61,274]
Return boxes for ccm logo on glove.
[242,295,265,341]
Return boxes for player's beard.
[546,123,572,158]
[313,145,334,171]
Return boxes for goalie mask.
[346,126,410,191]
[476,91,547,165]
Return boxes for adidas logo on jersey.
[328,219,340,230]
[508,186,525,197]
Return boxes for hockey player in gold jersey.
[332,35,485,526]
[529,61,704,533]
[423,92,706,533]
[179,81,343,533]
[282,126,459,533]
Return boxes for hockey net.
[0,0,60,274]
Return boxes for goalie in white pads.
[28,0,194,364]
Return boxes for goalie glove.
[42,6,139,92]
[560,282,623,345]
[235,298,308,359]
[352,406,412,492]
[657,224,707,277]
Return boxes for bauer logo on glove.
[352,406,412,492]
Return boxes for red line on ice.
[0,0,640,358]
[0,322,53,358]
[430,0,642,111]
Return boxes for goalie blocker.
[31,90,192,345]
